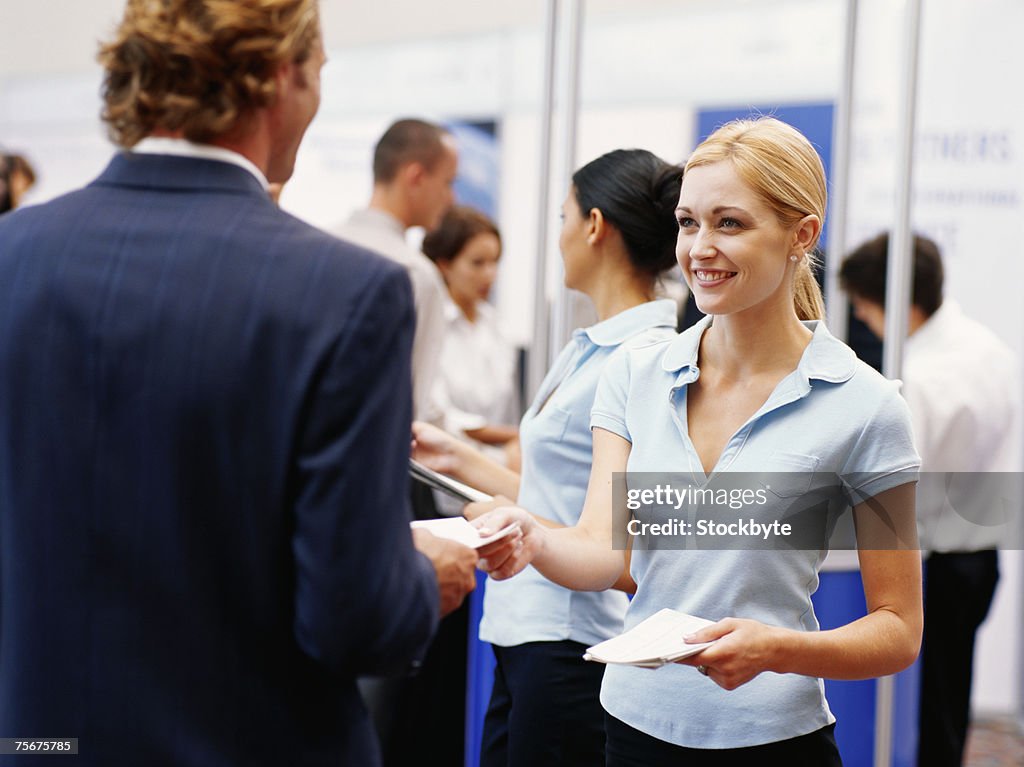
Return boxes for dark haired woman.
[421,206,520,485]
[412,148,683,766]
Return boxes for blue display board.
[464,574,494,767]
[449,121,501,219]
[696,103,835,252]
[812,570,921,766]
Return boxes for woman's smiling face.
[676,160,800,319]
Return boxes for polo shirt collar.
[661,315,858,385]
[661,315,710,374]
[579,298,677,346]
[798,320,859,383]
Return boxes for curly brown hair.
[99,0,320,148]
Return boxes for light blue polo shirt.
[590,315,920,749]
[479,299,678,648]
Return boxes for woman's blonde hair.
[99,0,320,148]
[685,117,827,321]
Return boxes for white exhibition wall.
[1,0,1022,715]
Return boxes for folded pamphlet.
[583,608,717,668]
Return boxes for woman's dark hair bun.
[572,149,682,278]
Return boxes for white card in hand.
[411,517,519,549]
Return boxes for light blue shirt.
[480,299,678,648]
[590,315,920,748]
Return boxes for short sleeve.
[590,346,632,442]
[840,379,921,504]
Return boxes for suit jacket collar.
[92,152,268,198]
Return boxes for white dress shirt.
[132,137,269,190]
[433,298,519,438]
[902,300,1022,552]
[335,209,447,424]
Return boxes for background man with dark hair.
[335,117,466,767]
[840,233,1019,767]
[336,118,459,426]
[0,2,477,765]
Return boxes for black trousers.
[481,641,606,767]
[917,550,999,767]
[361,481,468,767]
[605,714,843,767]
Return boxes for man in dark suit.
[0,2,479,765]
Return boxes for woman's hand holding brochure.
[582,609,717,668]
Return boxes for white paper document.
[410,517,519,549]
[583,608,717,668]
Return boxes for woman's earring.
[790,254,799,262]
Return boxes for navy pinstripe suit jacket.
[0,153,438,766]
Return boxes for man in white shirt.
[841,233,1020,767]
[336,118,466,767]
[336,118,458,426]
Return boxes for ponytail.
[685,118,829,322]
[793,251,825,321]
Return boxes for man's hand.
[412,528,478,616]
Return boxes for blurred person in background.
[841,232,1018,767]
[0,153,36,214]
[422,205,521,480]
[335,117,458,427]
[335,117,467,767]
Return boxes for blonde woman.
[475,118,921,765]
